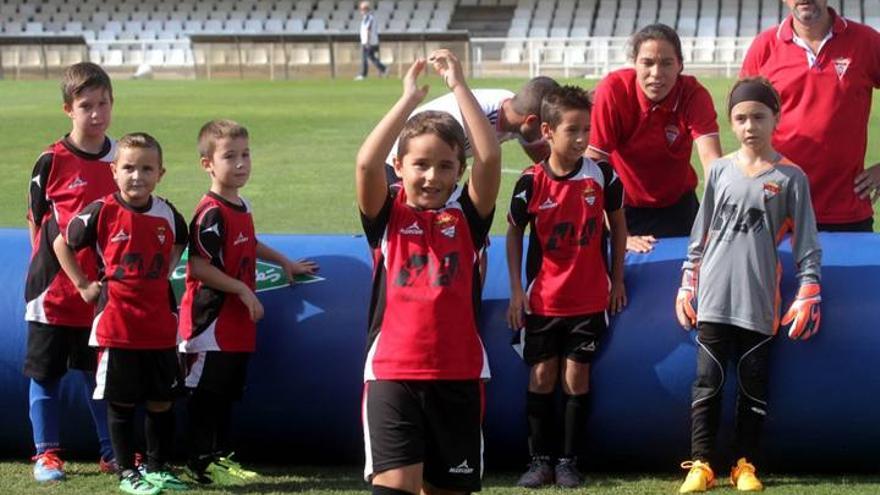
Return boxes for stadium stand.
[0,0,877,78]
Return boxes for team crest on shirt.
[833,57,851,81]
[435,211,457,238]
[156,226,167,245]
[583,183,598,206]
[665,124,680,145]
[68,176,88,189]
[110,230,130,243]
[763,181,781,201]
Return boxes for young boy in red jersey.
[24,62,116,481]
[506,86,627,489]
[356,49,501,495]
[178,119,318,485]
[54,133,189,495]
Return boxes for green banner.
[170,248,323,303]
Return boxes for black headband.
[728,80,780,116]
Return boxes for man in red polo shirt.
[741,0,880,231]
[589,24,722,252]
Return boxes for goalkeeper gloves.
[781,283,821,340]
[675,268,698,330]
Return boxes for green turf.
[1,461,879,494]
[2,77,878,234]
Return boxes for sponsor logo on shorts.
[400,221,424,236]
[449,460,474,474]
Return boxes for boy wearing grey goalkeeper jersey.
[675,78,822,494]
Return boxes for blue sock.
[29,378,61,455]
[81,371,114,461]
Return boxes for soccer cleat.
[554,457,583,488]
[32,449,65,482]
[119,470,161,495]
[141,466,189,491]
[730,458,763,491]
[679,460,715,493]
[99,456,120,475]
[516,456,554,488]
[212,453,258,480]
[183,465,214,485]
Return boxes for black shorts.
[183,351,250,400]
[364,380,483,492]
[94,347,181,403]
[625,190,699,237]
[817,217,873,232]
[522,312,608,365]
[23,322,96,380]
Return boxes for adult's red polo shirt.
[741,9,880,224]
[589,68,719,208]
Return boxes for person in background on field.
[356,49,500,495]
[588,23,723,252]
[54,133,190,494]
[357,0,389,80]
[675,78,822,493]
[23,61,116,482]
[384,76,560,184]
[741,0,880,232]
[506,85,626,489]
[178,119,318,485]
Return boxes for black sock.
[108,403,137,472]
[563,393,590,459]
[145,408,174,472]
[214,397,233,457]
[372,486,416,495]
[526,391,555,458]
[187,392,217,472]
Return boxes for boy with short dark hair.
[24,61,117,481]
[356,49,501,495]
[178,119,318,485]
[506,85,627,489]
[55,132,189,495]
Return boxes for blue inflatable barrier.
[1,228,878,470]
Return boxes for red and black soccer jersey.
[508,158,623,316]
[66,192,187,349]
[178,192,258,353]
[25,137,117,326]
[361,184,493,381]
[589,68,718,208]
[741,9,880,224]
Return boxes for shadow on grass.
[201,466,367,493]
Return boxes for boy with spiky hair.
[178,119,317,485]
[54,132,189,495]
[507,85,627,489]
[24,61,117,482]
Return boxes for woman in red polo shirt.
[589,24,722,252]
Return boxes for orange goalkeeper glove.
[781,283,821,340]
[675,268,698,330]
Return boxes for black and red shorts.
[94,347,181,403]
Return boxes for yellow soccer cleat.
[679,460,715,493]
[730,458,763,491]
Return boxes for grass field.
[1,461,880,494]
[1,77,878,235]
[1,77,879,493]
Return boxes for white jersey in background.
[386,89,531,164]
